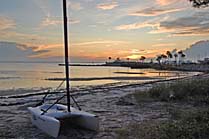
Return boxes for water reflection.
[0,63,200,90]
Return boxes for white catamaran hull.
[28,104,99,138]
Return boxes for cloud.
[73,40,130,46]
[0,41,63,61]
[114,16,169,31]
[68,1,83,11]
[41,15,80,27]
[116,11,209,36]
[0,30,47,45]
[0,15,47,44]
[0,16,16,31]
[120,49,148,59]
[0,41,36,61]
[152,43,176,47]
[41,16,62,26]
[14,42,53,57]
[150,11,209,36]
[123,48,170,59]
[29,49,61,58]
[34,43,62,51]
[69,19,80,24]
[184,40,209,61]
[97,2,118,10]
[156,0,178,6]
[129,7,183,17]
[115,22,157,31]
[27,43,65,58]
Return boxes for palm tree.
[174,53,178,64]
[150,59,153,64]
[181,53,186,64]
[161,54,168,64]
[126,58,130,62]
[178,50,183,64]
[116,57,120,62]
[108,57,112,63]
[178,50,183,55]
[156,55,162,66]
[140,56,146,63]
[126,57,130,66]
[166,51,173,64]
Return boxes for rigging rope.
[36,79,82,111]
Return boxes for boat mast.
[63,0,71,112]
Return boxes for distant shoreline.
[59,62,209,72]
[58,63,105,66]
[2,61,208,73]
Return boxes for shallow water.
[0,62,199,93]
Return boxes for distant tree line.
[155,50,186,66]
[107,49,186,66]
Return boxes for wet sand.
[0,73,207,139]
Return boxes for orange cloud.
[125,48,172,59]
[29,50,62,58]
[127,54,142,59]
[29,43,63,58]
[27,40,131,59]
[156,0,178,5]
[152,43,176,47]
[35,43,63,51]
[25,41,174,61]
[129,7,183,17]
[73,40,130,46]
[0,16,15,30]
[115,22,158,31]
[97,2,118,10]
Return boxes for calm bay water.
[0,62,199,91]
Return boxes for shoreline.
[0,71,201,98]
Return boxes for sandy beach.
[0,72,207,139]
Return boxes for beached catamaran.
[28,0,99,137]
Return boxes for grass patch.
[117,78,209,139]
[134,79,209,104]
[117,109,209,139]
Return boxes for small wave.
[0,90,64,99]
[46,76,161,81]
[0,101,27,106]
[114,72,144,75]
[0,77,21,80]
[0,70,63,74]
[42,71,63,74]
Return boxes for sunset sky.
[0,0,209,62]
